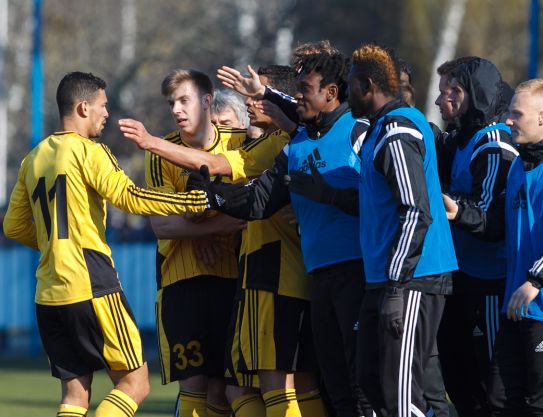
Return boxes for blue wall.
[0,242,158,355]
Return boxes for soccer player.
[434,58,518,417]
[121,65,328,417]
[348,44,457,417]
[137,69,246,417]
[442,78,543,417]
[191,52,370,417]
[1,71,238,417]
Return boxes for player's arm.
[119,119,233,176]
[84,143,210,215]
[216,65,299,124]
[151,214,246,239]
[3,160,39,249]
[374,120,433,285]
[190,148,291,220]
[443,192,506,241]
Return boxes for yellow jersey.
[2,131,208,306]
[145,124,246,288]
[224,130,310,300]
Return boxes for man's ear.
[75,101,88,118]
[326,84,339,101]
[202,94,212,110]
[363,78,374,95]
[539,110,543,126]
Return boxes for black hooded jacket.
[439,59,518,246]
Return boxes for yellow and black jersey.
[146,124,246,288]
[3,131,208,306]
[223,130,310,300]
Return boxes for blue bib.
[504,157,543,320]
[450,123,511,278]
[288,112,362,272]
[359,106,457,284]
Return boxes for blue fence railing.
[0,242,158,355]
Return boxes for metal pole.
[529,0,540,79]
[31,0,43,149]
[0,0,8,206]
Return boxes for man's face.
[347,68,371,118]
[294,70,329,122]
[506,91,543,145]
[167,81,209,135]
[434,75,468,122]
[87,89,109,138]
[211,106,244,128]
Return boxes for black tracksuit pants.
[437,271,504,417]
[488,317,543,417]
[311,259,369,417]
[357,287,446,417]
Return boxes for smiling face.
[294,70,331,122]
[86,89,109,138]
[167,80,210,136]
[506,91,543,145]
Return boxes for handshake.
[188,165,249,211]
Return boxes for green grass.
[0,357,179,417]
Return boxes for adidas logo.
[473,325,484,337]
[300,148,326,172]
[224,368,232,377]
[215,195,226,207]
[353,321,359,331]
[535,341,543,353]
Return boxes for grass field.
[0,357,179,417]
[0,356,459,417]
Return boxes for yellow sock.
[175,390,207,417]
[95,389,137,417]
[57,404,88,417]
[263,388,301,417]
[231,393,266,417]
[206,402,231,417]
[297,389,328,417]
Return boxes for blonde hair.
[351,44,399,96]
[161,69,213,97]
[515,79,543,95]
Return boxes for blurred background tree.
[0,0,537,196]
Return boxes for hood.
[451,58,504,128]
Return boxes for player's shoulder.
[163,130,182,144]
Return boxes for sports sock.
[206,402,231,417]
[175,390,207,417]
[297,389,328,417]
[57,404,88,417]
[231,393,266,417]
[263,388,301,417]
[95,389,137,417]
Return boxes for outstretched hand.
[287,163,335,204]
[118,118,158,150]
[216,65,266,99]
[187,165,249,210]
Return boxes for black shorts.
[156,276,236,384]
[224,288,317,387]
[36,291,145,380]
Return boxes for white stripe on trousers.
[485,295,500,360]
[398,290,422,417]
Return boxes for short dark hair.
[257,65,297,96]
[161,69,214,98]
[437,56,478,78]
[351,44,399,97]
[56,72,107,117]
[297,52,350,102]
